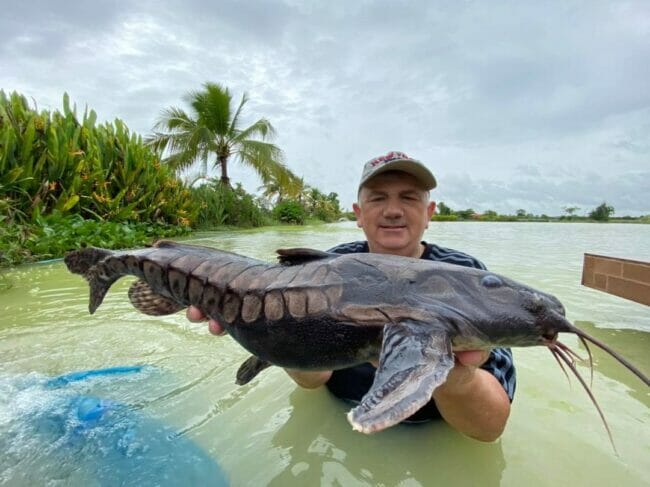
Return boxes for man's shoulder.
[422,242,487,270]
[327,241,369,254]
[326,241,486,269]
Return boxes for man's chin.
[375,236,410,252]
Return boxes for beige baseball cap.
[359,151,437,190]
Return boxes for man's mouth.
[379,225,406,230]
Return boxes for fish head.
[515,284,573,344]
[446,271,574,348]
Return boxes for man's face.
[353,171,436,257]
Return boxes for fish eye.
[480,275,503,288]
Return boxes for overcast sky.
[3,0,649,216]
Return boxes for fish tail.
[64,247,114,275]
[64,248,118,314]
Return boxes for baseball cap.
[359,151,437,190]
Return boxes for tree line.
[433,201,647,222]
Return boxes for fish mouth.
[542,333,558,344]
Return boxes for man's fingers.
[208,319,227,336]
[186,305,206,322]
[455,350,490,367]
[186,306,227,336]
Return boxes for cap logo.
[368,151,410,168]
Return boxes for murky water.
[1,222,648,486]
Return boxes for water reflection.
[573,320,650,405]
[268,388,506,486]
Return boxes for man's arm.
[289,353,511,441]
[284,369,332,389]
[432,350,511,442]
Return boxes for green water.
[1,222,649,486]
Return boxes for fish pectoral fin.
[276,247,338,266]
[348,319,454,434]
[235,355,273,385]
[127,280,184,316]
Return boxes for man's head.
[353,152,437,258]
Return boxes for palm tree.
[259,172,304,204]
[146,82,294,186]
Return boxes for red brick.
[606,276,650,306]
[592,257,622,277]
[623,262,650,285]
[594,273,607,289]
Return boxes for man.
[188,151,515,441]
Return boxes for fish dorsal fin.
[276,248,337,266]
[128,280,184,316]
[347,319,454,434]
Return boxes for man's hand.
[432,349,510,442]
[186,306,227,336]
[442,350,491,393]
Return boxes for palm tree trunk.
[219,155,230,185]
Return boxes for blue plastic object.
[45,365,148,388]
[3,366,229,486]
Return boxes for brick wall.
[582,254,650,306]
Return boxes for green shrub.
[0,212,189,267]
[588,202,615,221]
[313,204,338,223]
[431,214,459,221]
[192,180,269,229]
[273,200,306,224]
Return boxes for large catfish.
[64,240,649,442]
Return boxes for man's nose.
[383,199,404,218]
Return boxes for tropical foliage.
[147,82,296,187]
[0,90,197,267]
[0,90,198,227]
[259,172,305,204]
[191,179,270,228]
[0,212,187,266]
[304,188,341,222]
[272,200,307,224]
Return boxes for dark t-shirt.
[324,240,517,422]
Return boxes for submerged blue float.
[1,366,228,486]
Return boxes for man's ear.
[427,201,436,221]
[352,203,363,228]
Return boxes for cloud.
[2,0,649,216]
[437,169,650,216]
